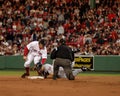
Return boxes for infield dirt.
[0,76,120,96]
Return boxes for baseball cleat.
[21,73,29,78]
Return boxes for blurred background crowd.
[0,0,120,56]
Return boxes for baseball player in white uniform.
[21,39,47,78]
[42,63,82,79]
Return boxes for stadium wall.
[94,56,120,71]
[0,55,120,71]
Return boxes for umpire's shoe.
[21,73,29,78]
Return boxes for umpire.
[50,39,75,80]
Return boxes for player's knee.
[24,63,30,67]
[24,60,31,67]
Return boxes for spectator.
[0,0,119,56]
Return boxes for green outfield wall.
[0,55,52,69]
[94,56,120,71]
[0,55,120,71]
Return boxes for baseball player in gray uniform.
[42,63,82,79]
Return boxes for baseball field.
[0,70,120,96]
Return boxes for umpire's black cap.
[39,39,47,46]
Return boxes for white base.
[27,76,44,79]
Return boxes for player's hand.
[23,56,27,61]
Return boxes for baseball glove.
[36,62,43,76]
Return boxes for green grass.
[0,70,38,76]
[79,71,120,76]
[0,70,120,76]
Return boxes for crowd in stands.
[0,0,120,56]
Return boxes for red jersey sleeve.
[24,46,29,56]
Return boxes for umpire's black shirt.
[54,45,74,62]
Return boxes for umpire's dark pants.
[53,58,75,80]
